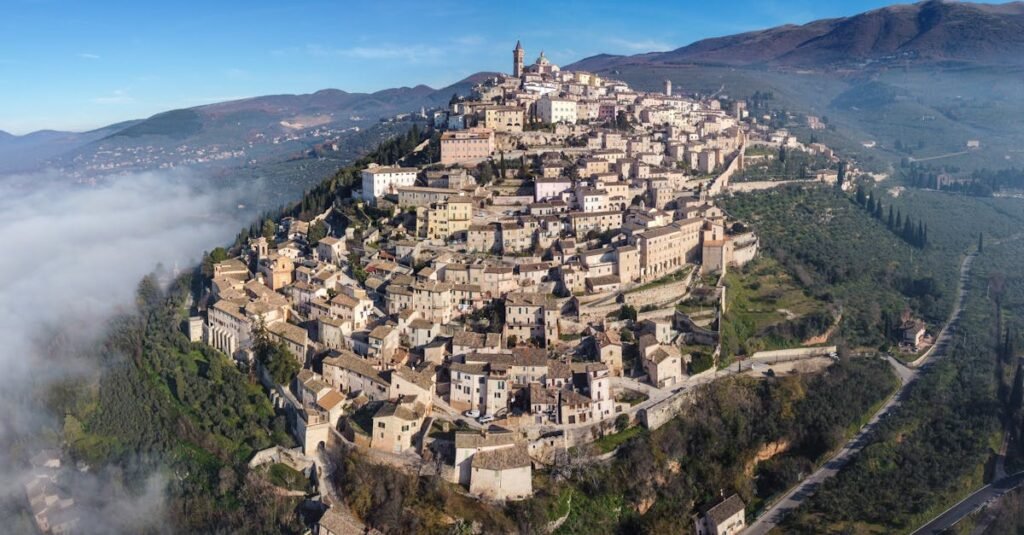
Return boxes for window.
[377,422,385,429]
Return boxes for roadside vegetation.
[775,187,1024,533]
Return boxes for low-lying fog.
[0,170,254,533]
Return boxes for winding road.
[912,471,1024,534]
[744,252,977,535]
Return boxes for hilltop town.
[179,41,851,533]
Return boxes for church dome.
[536,51,549,65]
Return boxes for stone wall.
[749,346,837,362]
[622,277,691,308]
[638,388,697,431]
[707,133,746,197]
[247,445,314,472]
[637,307,677,322]
[492,195,534,206]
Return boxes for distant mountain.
[100,76,490,144]
[0,122,142,174]
[0,72,494,177]
[569,1,1024,71]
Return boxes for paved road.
[745,252,976,535]
[912,472,1024,535]
[743,359,910,535]
[910,252,975,368]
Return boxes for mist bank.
[0,169,252,533]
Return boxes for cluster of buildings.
[191,40,782,504]
[23,451,79,535]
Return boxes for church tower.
[513,40,525,77]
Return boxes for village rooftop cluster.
[187,41,846,529]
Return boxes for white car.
[463,409,480,419]
[478,414,495,424]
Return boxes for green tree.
[478,161,494,185]
[254,324,301,386]
[307,220,327,245]
[261,219,276,240]
[201,247,229,278]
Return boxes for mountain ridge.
[0,72,497,175]
[568,0,1024,71]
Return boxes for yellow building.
[370,396,427,454]
[483,106,526,133]
[441,127,494,165]
[258,254,294,290]
[417,198,473,241]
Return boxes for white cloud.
[77,52,101,60]
[92,89,133,104]
[224,67,249,79]
[453,35,484,46]
[306,42,444,62]
[607,37,673,52]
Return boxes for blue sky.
[0,0,905,134]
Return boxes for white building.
[537,96,578,124]
[361,165,418,204]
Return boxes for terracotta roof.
[323,350,388,387]
[648,347,675,364]
[706,494,746,525]
[529,383,558,405]
[472,443,531,471]
[559,388,591,407]
[317,390,345,411]
[455,430,516,450]
[318,508,365,535]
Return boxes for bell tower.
[513,40,525,77]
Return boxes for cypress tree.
[888,206,894,228]
[1010,359,1024,412]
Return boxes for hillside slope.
[569,1,1024,70]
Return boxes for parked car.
[478,414,495,424]
[464,409,480,419]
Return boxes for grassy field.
[594,426,644,454]
[266,463,310,492]
[719,257,834,363]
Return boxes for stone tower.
[664,79,672,96]
[250,236,269,260]
[513,40,525,77]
